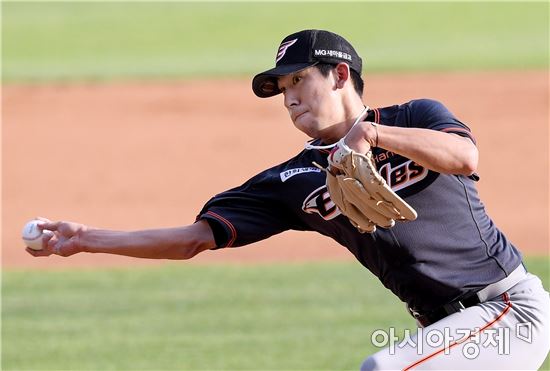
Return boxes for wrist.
[76,226,94,253]
[344,121,374,154]
[365,121,378,148]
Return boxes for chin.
[294,124,320,139]
[293,117,322,138]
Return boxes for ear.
[334,63,351,89]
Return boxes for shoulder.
[403,98,458,125]
[405,99,452,114]
[375,99,454,127]
[377,99,447,112]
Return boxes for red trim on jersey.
[441,127,477,144]
[205,211,237,247]
[374,108,380,124]
[402,293,512,371]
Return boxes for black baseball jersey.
[197,99,522,312]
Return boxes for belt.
[408,264,527,327]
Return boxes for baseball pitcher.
[27,29,549,370]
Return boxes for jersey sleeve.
[408,99,476,144]
[196,172,303,249]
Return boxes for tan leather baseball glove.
[321,138,418,233]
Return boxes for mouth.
[293,111,307,121]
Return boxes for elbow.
[180,237,211,260]
[447,135,478,176]
[459,147,479,176]
[177,221,216,260]
[458,158,477,176]
[171,237,208,260]
[463,164,477,177]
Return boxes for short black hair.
[316,63,364,97]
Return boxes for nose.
[284,89,299,110]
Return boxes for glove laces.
[304,106,370,151]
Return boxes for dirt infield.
[3,70,548,269]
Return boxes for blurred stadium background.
[2,2,548,370]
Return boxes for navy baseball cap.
[252,29,362,98]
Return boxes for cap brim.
[252,62,317,98]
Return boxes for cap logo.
[276,38,298,63]
[314,49,352,61]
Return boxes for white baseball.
[22,219,53,251]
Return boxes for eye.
[292,75,302,85]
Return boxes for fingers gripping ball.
[22,219,53,250]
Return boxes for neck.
[319,96,367,144]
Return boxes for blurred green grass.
[2,2,548,82]
[2,257,549,370]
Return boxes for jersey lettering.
[373,150,395,164]
[391,165,408,187]
[379,160,429,192]
[302,185,341,220]
[408,161,425,178]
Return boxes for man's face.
[277,66,345,139]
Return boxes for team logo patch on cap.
[276,38,298,63]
